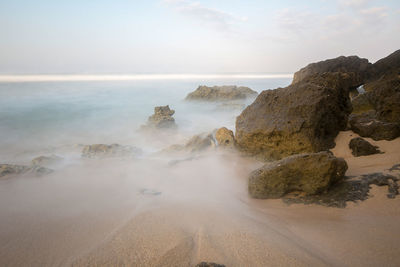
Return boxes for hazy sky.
[0,0,399,74]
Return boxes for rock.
[283,173,399,207]
[31,154,63,167]
[143,105,177,129]
[236,72,353,160]
[292,55,370,86]
[349,137,381,156]
[349,112,400,141]
[215,127,235,148]
[82,144,141,158]
[367,49,400,79]
[248,152,348,199]
[0,164,53,178]
[161,132,217,155]
[195,262,226,267]
[185,85,257,101]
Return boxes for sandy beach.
[0,131,399,267]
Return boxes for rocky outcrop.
[82,144,141,158]
[235,72,353,160]
[31,155,63,167]
[0,164,53,178]
[185,85,257,101]
[143,105,177,129]
[292,55,370,86]
[215,127,235,148]
[248,152,347,199]
[349,137,381,156]
[367,49,400,79]
[349,112,400,141]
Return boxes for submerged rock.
[283,173,399,208]
[292,55,370,86]
[162,132,217,155]
[248,152,348,199]
[349,137,381,157]
[215,127,235,148]
[82,144,141,158]
[185,85,257,101]
[31,154,63,167]
[142,105,177,129]
[0,164,53,178]
[236,72,353,160]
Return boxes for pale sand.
[0,132,399,267]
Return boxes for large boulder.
[185,85,257,101]
[215,127,235,148]
[235,72,353,160]
[248,152,348,199]
[292,55,370,86]
[82,144,141,158]
[143,105,177,129]
[349,137,381,156]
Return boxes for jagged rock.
[349,112,400,141]
[292,55,370,86]
[248,152,348,199]
[0,164,53,178]
[162,132,216,155]
[143,105,177,129]
[283,173,399,207]
[82,144,141,158]
[349,137,381,156]
[367,49,400,79]
[185,85,257,101]
[196,262,226,267]
[236,72,353,160]
[31,154,63,167]
[215,127,235,148]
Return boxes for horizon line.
[0,73,293,83]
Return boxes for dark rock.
[388,164,400,172]
[367,49,400,79]
[349,137,381,157]
[283,173,399,207]
[236,72,353,160]
[0,164,53,178]
[215,127,235,148]
[143,105,177,129]
[82,144,141,158]
[185,85,257,101]
[292,55,370,86]
[248,152,348,199]
[349,112,400,141]
[195,262,226,267]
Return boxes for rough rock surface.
[143,105,177,129]
[349,137,381,156]
[185,85,257,101]
[82,144,141,158]
[162,132,217,155]
[0,164,53,178]
[215,127,235,148]
[248,152,348,199]
[283,173,399,208]
[31,155,63,167]
[349,112,400,141]
[236,72,353,160]
[292,55,370,86]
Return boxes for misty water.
[0,77,292,265]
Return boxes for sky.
[0,0,399,74]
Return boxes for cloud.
[162,0,247,32]
[337,0,372,8]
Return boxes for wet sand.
[0,131,399,266]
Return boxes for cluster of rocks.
[185,85,258,101]
[0,163,53,179]
[142,105,177,130]
[233,49,400,204]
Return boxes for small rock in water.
[82,144,141,158]
[139,189,162,196]
[349,137,381,156]
[185,85,257,101]
[142,105,177,129]
[31,154,63,167]
[195,262,226,267]
[0,164,53,178]
[215,127,235,149]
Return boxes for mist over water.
[0,77,292,266]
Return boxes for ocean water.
[0,76,291,162]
